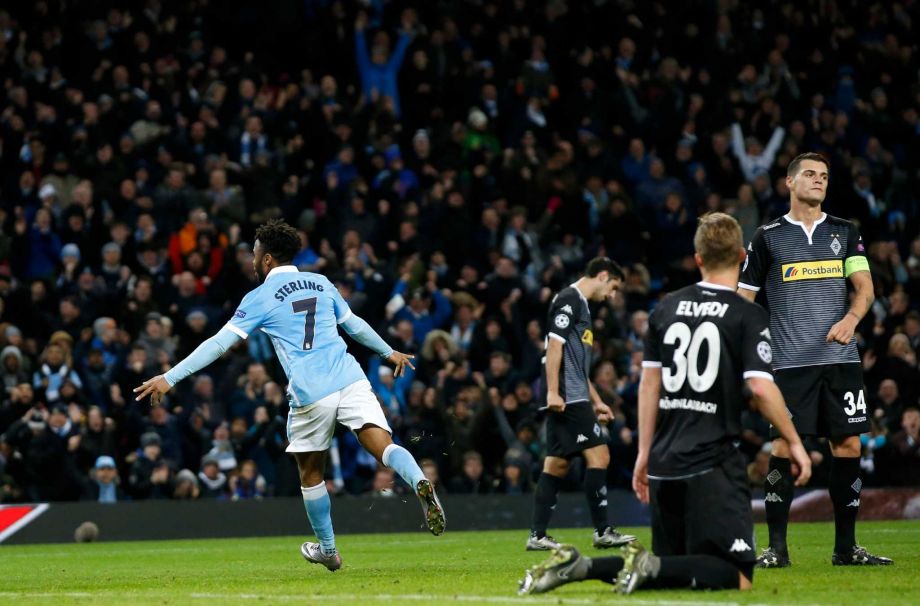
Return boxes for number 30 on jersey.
[662,321,721,393]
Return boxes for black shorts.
[545,402,606,458]
[650,452,755,578]
[772,363,870,439]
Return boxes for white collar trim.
[697,281,735,292]
[784,212,826,245]
[569,282,589,305]
[267,265,299,278]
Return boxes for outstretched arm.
[134,327,241,403]
[388,31,414,71]
[340,313,394,358]
[730,123,747,161]
[340,313,416,377]
[354,25,371,85]
[762,125,786,165]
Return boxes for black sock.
[648,555,740,590]
[829,456,861,553]
[531,473,563,537]
[586,556,623,584]
[764,456,793,553]
[584,467,609,534]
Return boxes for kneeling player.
[520,213,811,595]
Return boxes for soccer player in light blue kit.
[134,220,445,571]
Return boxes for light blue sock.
[302,483,336,554]
[382,444,426,490]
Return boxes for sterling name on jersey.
[543,285,594,405]
[225,265,365,408]
[642,282,773,478]
[739,213,870,370]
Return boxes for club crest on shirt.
[757,341,772,364]
[830,236,841,255]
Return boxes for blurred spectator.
[230,459,266,500]
[127,432,169,500]
[447,451,492,494]
[1,346,28,396]
[81,455,125,503]
[354,9,415,118]
[32,342,82,405]
[872,379,905,434]
[730,122,785,183]
[76,406,116,472]
[889,408,920,486]
[198,455,228,499]
[173,469,201,500]
[369,467,398,498]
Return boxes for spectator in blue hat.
[81,455,125,503]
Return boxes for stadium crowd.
[1,0,919,503]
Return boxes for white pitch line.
[0,593,93,599]
[0,590,829,606]
[189,592,796,606]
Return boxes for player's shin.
[381,443,426,488]
[302,483,337,554]
[531,473,563,538]
[764,456,793,553]
[584,468,609,534]
[586,556,624,584]
[829,456,861,554]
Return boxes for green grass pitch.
[0,520,917,605]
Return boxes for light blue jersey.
[224,266,366,407]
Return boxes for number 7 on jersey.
[293,297,317,350]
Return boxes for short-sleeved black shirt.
[642,282,773,478]
[543,285,593,405]
[739,213,868,370]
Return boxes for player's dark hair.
[787,152,829,177]
[694,212,743,270]
[254,219,300,264]
[585,256,625,281]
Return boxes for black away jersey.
[642,282,773,478]
[543,285,593,405]
[739,213,869,370]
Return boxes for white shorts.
[285,379,390,452]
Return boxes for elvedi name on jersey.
[274,280,325,302]
[675,301,730,318]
